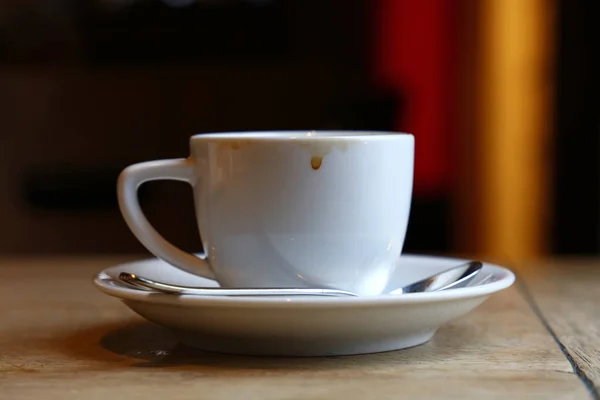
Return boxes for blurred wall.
[0,0,377,254]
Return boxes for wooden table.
[1,256,598,399]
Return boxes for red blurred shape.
[373,0,457,196]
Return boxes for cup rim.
[191,130,413,141]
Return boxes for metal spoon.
[118,261,483,297]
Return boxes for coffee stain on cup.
[213,140,253,151]
[310,156,323,170]
[215,136,357,171]
[229,140,253,150]
[298,140,352,171]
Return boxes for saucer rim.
[93,254,515,308]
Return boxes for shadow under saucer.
[91,319,480,369]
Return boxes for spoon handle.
[119,273,358,297]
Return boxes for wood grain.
[517,259,600,397]
[0,257,592,399]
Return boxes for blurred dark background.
[0,0,597,261]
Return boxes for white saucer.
[93,254,514,356]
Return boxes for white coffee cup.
[118,131,414,296]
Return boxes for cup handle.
[117,158,216,280]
